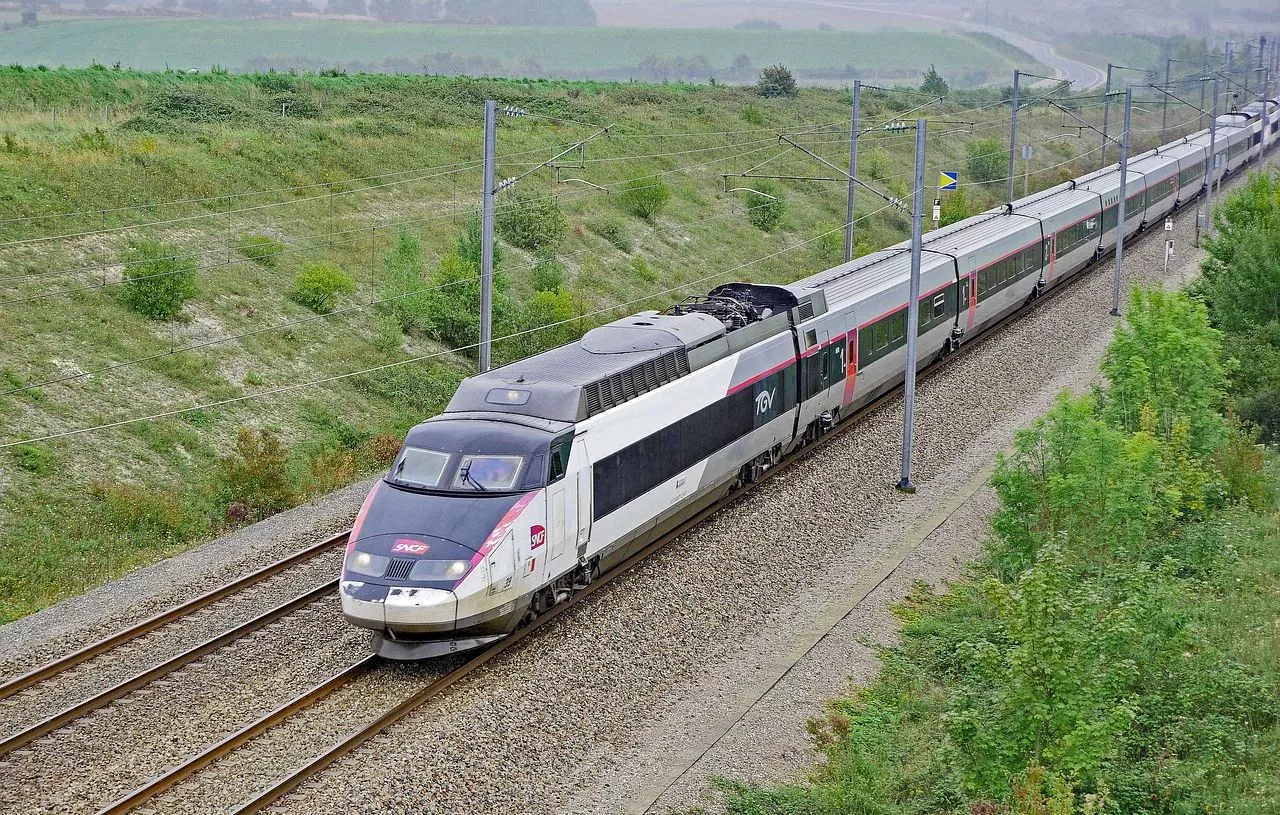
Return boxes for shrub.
[290,262,355,314]
[532,258,565,292]
[618,176,671,221]
[967,136,1008,184]
[756,64,798,98]
[740,103,765,126]
[119,237,198,320]
[236,232,285,267]
[371,313,403,354]
[515,287,583,358]
[454,215,502,270]
[495,188,568,252]
[11,444,55,474]
[586,217,632,252]
[380,231,432,333]
[745,182,785,231]
[940,188,974,227]
[1239,388,1280,446]
[861,148,891,181]
[218,427,297,519]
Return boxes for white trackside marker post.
[898,118,926,495]
[1164,217,1174,277]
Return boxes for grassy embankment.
[0,68,1193,623]
[0,19,1038,85]
[722,173,1280,814]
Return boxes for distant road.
[793,1,1109,89]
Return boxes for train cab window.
[453,455,523,491]
[389,446,451,489]
[548,435,573,484]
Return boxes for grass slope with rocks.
[0,66,1190,622]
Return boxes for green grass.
[0,67,1194,622]
[0,18,1041,84]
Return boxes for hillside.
[0,67,1197,620]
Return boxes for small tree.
[756,64,798,98]
[290,262,355,314]
[939,188,972,227]
[919,64,949,96]
[967,137,1008,184]
[20,9,36,25]
[618,176,671,221]
[120,237,198,320]
[496,188,568,252]
[380,231,431,333]
[236,232,285,267]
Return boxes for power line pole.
[1197,77,1220,248]
[844,79,861,263]
[479,99,497,373]
[1110,86,1132,317]
[1007,69,1020,203]
[1200,56,1209,129]
[1160,57,1172,138]
[1100,63,1114,168]
[897,118,926,495]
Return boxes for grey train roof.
[445,283,823,423]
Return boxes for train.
[340,91,1280,659]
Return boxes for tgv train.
[341,94,1280,659]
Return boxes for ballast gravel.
[0,164,1265,815]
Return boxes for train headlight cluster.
[409,559,472,581]
[345,551,390,578]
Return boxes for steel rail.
[0,580,338,759]
[0,531,348,702]
[94,654,379,815]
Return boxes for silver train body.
[341,95,1280,659]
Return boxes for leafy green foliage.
[1100,287,1227,453]
[290,261,355,314]
[860,147,891,181]
[1239,388,1280,446]
[235,232,285,267]
[119,237,199,320]
[531,257,565,292]
[739,103,765,125]
[967,136,1008,184]
[379,231,432,334]
[756,63,797,98]
[512,287,583,358]
[617,176,671,221]
[217,427,298,520]
[744,181,785,231]
[11,444,56,474]
[940,188,974,227]
[495,188,568,252]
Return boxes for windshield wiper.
[459,461,488,492]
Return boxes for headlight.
[345,551,389,578]
[409,559,472,581]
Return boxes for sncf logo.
[530,525,547,549]
[754,388,776,416]
[391,539,430,555]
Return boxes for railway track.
[0,531,348,756]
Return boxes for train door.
[1045,234,1057,285]
[545,433,576,578]
[574,437,593,559]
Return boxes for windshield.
[388,446,527,493]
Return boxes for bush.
[515,287,583,358]
[11,444,55,474]
[939,188,974,227]
[119,237,198,320]
[618,176,671,221]
[860,148,891,181]
[380,231,432,333]
[745,182,785,231]
[236,232,285,267]
[370,313,403,354]
[586,217,632,252]
[740,103,765,126]
[1240,388,1280,446]
[967,136,1008,184]
[756,64,798,98]
[290,262,355,314]
[218,427,297,520]
[495,188,568,252]
[919,64,949,96]
[532,258,565,292]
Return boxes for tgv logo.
[755,388,776,415]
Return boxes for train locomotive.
[341,93,1280,660]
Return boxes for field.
[0,66,1199,621]
[0,18,1042,84]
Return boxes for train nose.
[340,582,458,632]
